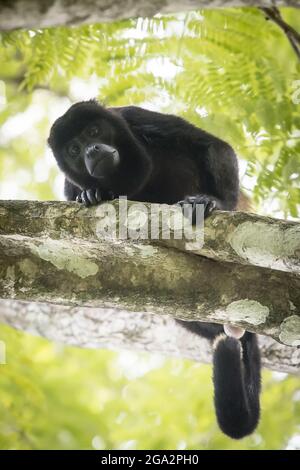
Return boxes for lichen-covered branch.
[1,200,299,274]
[0,0,299,31]
[0,300,298,374]
[0,200,299,355]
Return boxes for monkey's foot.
[177,194,217,223]
[76,188,115,207]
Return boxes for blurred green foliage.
[0,8,299,215]
[0,324,300,450]
[0,7,299,450]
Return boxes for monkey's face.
[65,120,120,180]
[48,101,123,189]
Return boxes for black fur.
[177,322,261,438]
[213,333,261,439]
[48,100,261,439]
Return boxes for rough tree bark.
[0,0,299,31]
[0,199,299,374]
[1,300,299,374]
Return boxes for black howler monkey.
[48,100,261,439]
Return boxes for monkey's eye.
[88,125,100,137]
[68,143,81,157]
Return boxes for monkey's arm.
[178,139,239,220]
[202,140,239,211]
[64,179,81,201]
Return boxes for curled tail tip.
[218,409,260,439]
[213,334,260,440]
[220,423,259,440]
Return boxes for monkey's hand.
[76,188,115,207]
[177,194,217,223]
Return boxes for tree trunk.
[0,0,298,31]
[0,199,299,374]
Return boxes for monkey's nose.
[86,144,100,157]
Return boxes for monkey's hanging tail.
[213,332,261,439]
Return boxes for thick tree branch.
[0,199,299,369]
[0,0,299,31]
[0,300,298,374]
[1,200,299,274]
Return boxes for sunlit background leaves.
[0,7,299,450]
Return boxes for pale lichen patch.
[229,222,300,272]
[31,239,98,278]
[225,299,269,325]
[124,246,136,256]
[136,245,158,258]
[124,244,158,258]
[19,258,38,278]
[279,315,300,346]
